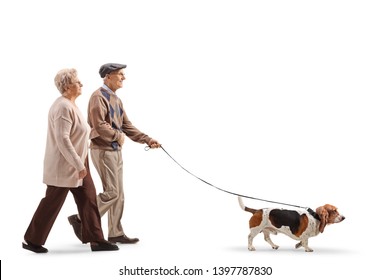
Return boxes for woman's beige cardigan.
[43,96,90,188]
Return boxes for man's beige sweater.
[88,87,151,151]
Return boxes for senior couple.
[23,64,161,253]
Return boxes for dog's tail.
[238,196,257,214]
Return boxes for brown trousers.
[24,160,104,245]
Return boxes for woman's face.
[67,78,83,98]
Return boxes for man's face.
[107,69,126,92]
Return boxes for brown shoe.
[22,241,48,253]
[108,235,139,244]
[68,214,83,243]
[90,240,119,252]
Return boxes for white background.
[1,0,389,279]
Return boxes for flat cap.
[99,63,127,78]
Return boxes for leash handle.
[145,145,308,209]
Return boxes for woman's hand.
[79,168,88,179]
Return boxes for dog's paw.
[272,245,279,250]
[295,242,302,249]
[305,248,313,252]
[248,246,256,251]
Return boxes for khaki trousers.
[91,149,125,238]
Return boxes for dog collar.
[307,208,321,221]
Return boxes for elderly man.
[68,63,160,244]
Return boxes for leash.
[146,145,315,213]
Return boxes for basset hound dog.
[238,197,345,252]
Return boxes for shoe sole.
[91,246,119,252]
[68,215,80,224]
[22,242,48,253]
[67,216,84,243]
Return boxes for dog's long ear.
[316,206,329,233]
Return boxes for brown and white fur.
[238,197,345,252]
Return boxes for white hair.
[54,68,78,94]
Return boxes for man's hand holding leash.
[147,139,161,149]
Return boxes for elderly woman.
[23,68,119,253]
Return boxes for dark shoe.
[90,240,119,252]
[22,241,48,253]
[108,235,139,244]
[68,214,83,243]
